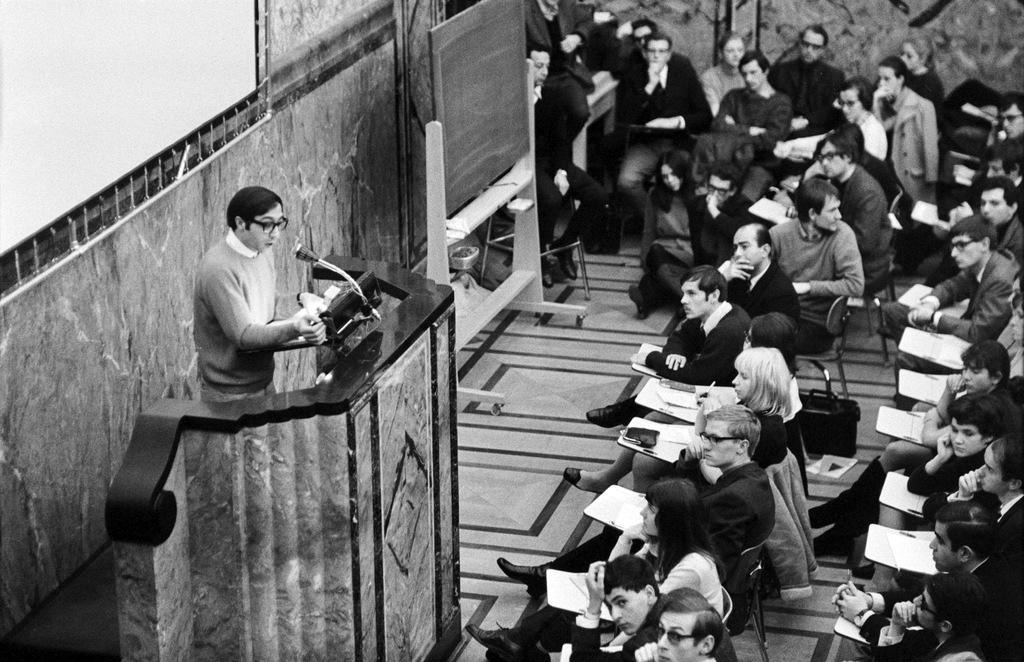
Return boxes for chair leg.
[480,217,493,278]
[576,242,591,300]
[837,359,849,399]
[877,297,891,365]
[752,581,769,662]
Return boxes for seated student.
[803,122,902,207]
[586,267,749,428]
[566,346,790,493]
[990,91,1024,146]
[696,49,793,201]
[859,572,989,662]
[693,162,755,267]
[500,408,773,602]
[836,76,888,160]
[950,436,1023,566]
[815,129,893,290]
[699,32,746,118]
[811,392,1007,558]
[948,138,1024,220]
[873,55,940,205]
[835,501,1021,662]
[636,588,728,662]
[880,216,1017,368]
[717,223,801,323]
[770,177,864,353]
[630,150,695,319]
[767,24,845,139]
[524,0,594,100]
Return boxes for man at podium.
[193,186,326,401]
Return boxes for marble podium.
[105,259,459,661]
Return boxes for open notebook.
[631,343,662,378]
[584,485,646,531]
[898,328,970,370]
[879,472,927,517]
[898,370,946,405]
[547,570,612,619]
[616,417,694,464]
[876,407,926,444]
[864,524,937,575]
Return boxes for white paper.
[897,284,934,307]
[953,164,977,187]
[546,570,612,619]
[584,485,647,531]
[911,201,940,225]
[748,198,793,225]
[865,524,935,572]
[617,417,694,464]
[635,378,697,422]
[806,454,857,478]
[897,328,970,370]
[879,472,927,516]
[833,616,868,644]
[886,530,938,575]
[783,134,827,160]
[630,342,662,377]
[898,370,946,405]
[876,407,925,444]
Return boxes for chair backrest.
[823,296,851,337]
[724,543,765,636]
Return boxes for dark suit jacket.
[645,304,750,384]
[617,52,712,134]
[858,617,987,662]
[932,250,1018,341]
[675,461,775,583]
[767,59,844,135]
[727,260,801,323]
[535,81,588,174]
[997,497,1022,566]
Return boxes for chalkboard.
[430,0,530,216]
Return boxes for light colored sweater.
[700,63,745,117]
[770,221,864,328]
[193,236,294,394]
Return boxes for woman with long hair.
[900,33,944,109]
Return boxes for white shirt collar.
[748,262,769,289]
[658,65,669,88]
[226,230,259,258]
[702,301,732,335]
[1001,494,1023,519]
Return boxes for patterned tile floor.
[447,244,910,662]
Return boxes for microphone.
[294,241,381,320]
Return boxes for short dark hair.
[657,588,724,654]
[604,555,660,596]
[829,123,866,163]
[739,49,770,72]
[878,55,909,81]
[989,436,1023,484]
[748,312,797,372]
[631,17,657,34]
[934,500,997,559]
[1000,91,1024,113]
[822,130,859,164]
[950,215,996,246]
[802,24,829,47]
[684,265,728,300]
[226,186,283,230]
[708,161,742,187]
[961,339,1010,388]
[645,32,673,49]
[794,178,839,221]
[948,392,1006,438]
[705,405,761,455]
[980,175,1020,208]
[924,571,988,637]
[984,138,1024,176]
[739,223,772,248]
[840,76,874,110]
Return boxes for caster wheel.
[575,315,585,328]
[490,404,503,416]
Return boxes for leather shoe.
[563,467,582,486]
[496,557,548,598]
[628,285,649,320]
[466,624,522,662]
[586,399,637,428]
[556,249,578,280]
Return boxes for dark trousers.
[796,320,835,354]
[636,244,690,308]
[536,163,610,248]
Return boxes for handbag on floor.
[798,360,861,457]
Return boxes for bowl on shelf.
[448,245,479,271]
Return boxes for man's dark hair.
[684,265,728,301]
[739,49,770,72]
[961,339,1010,388]
[708,161,742,187]
[802,24,829,47]
[226,186,283,230]
[984,139,1024,177]
[645,31,673,50]
[878,55,909,81]
[657,588,724,653]
[948,392,1006,439]
[934,500,997,559]
[603,555,660,596]
[990,436,1024,484]
[829,123,866,163]
[840,76,874,110]
[738,222,771,249]
[980,175,1020,208]
[631,17,657,34]
[823,131,859,165]
[794,178,839,221]
[950,215,996,246]
[1000,91,1024,113]
[924,571,988,637]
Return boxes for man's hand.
[647,62,666,83]
[945,373,966,395]
[834,581,872,621]
[554,169,570,196]
[560,34,583,53]
[723,114,736,125]
[706,192,721,218]
[749,126,766,136]
[615,21,633,39]
[957,469,981,500]
[773,141,793,159]
[793,282,811,295]
[935,431,955,463]
[890,600,915,635]
[584,561,606,614]
[720,258,753,281]
[664,354,686,371]
[908,301,938,326]
[634,643,659,662]
[645,117,682,130]
[948,202,973,225]
[791,116,809,131]
[292,310,327,344]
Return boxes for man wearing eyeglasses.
[193,186,326,400]
[881,216,1017,365]
[766,25,844,138]
[633,588,725,662]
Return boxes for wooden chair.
[797,297,852,398]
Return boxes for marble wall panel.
[271,0,382,58]
[352,399,380,662]
[317,414,354,655]
[432,313,459,636]
[600,0,1023,93]
[0,36,400,632]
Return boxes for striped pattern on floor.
[448,246,910,662]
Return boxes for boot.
[810,458,885,528]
